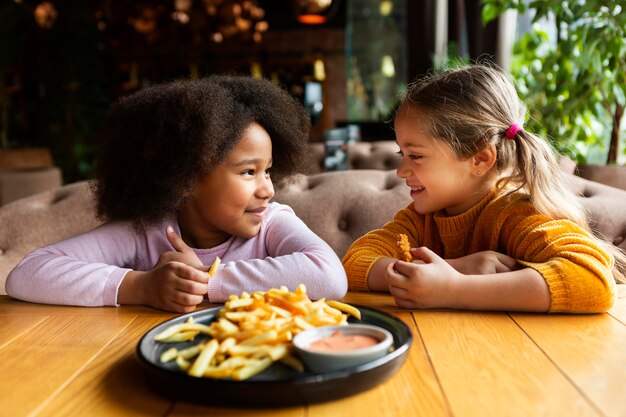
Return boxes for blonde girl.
[343,64,622,313]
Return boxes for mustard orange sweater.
[342,190,616,313]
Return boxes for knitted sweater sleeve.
[342,204,421,291]
[496,203,617,313]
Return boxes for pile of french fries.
[154,284,361,380]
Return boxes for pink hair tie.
[505,123,523,140]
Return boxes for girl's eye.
[397,150,422,160]
[265,168,272,176]
[242,169,255,176]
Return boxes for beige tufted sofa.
[310,141,402,172]
[2,166,626,294]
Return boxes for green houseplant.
[482,0,626,166]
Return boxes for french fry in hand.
[396,233,413,262]
[208,256,221,277]
[155,284,361,380]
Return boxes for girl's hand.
[119,226,210,313]
[387,246,460,309]
[444,250,517,275]
[118,262,209,313]
[142,261,209,313]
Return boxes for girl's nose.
[258,175,274,200]
[396,158,410,179]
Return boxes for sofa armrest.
[0,181,101,293]
[0,167,63,206]
[565,174,626,251]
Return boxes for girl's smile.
[408,185,425,198]
[245,206,268,219]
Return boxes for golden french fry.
[293,315,315,330]
[154,322,212,341]
[215,317,239,335]
[159,347,178,363]
[216,356,251,369]
[326,300,362,320]
[154,323,186,341]
[265,304,292,318]
[228,344,269,357]
[203,366,234,379]
[280,354,305,372]
[226,298,254,309]
[240,330,278,346]
[263,344,289,361]
[157,330,199,342]
[178,345,201,360]
[176,355,191,371]
[208,256,221,277]
[188,339,219,377]
[231,357,273,381]
[218,337,236,354]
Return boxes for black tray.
[136,305,412,407]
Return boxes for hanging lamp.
[292,0,338,25]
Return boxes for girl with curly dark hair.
[6,76,347,313]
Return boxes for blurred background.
[0,0,624,188]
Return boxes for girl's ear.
[473,144,497,172]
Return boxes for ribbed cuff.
[518,260,569,312]
[107,268,131,306]
[347,255,384,291]
[207,265,224,302]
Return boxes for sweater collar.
[433,188,499,236]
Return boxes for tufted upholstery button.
[352,158,363,169]
[384,157,400,169]
[613,236,624,246]
[338,219,348,231]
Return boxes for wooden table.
[1,286,625,417]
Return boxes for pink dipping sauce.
[308,331,379,352]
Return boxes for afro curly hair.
[93,75,312,227]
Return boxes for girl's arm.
[367,251,519,291]
[385,216,617,313]
[5,222,141,306]
[206,204,348,302]
[387,247,551,311]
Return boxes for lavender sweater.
[6,202,347,306]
